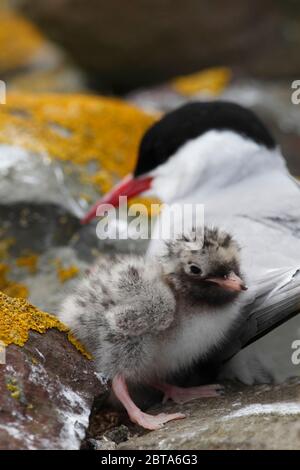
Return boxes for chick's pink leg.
[112,375,185,431]
[153,382,225,404]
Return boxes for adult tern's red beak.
[205,272,247,292]
[81,173,153,224]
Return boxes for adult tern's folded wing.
[219,268,300,363]
[241,269,300,347]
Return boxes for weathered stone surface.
[0,328,106,449]
[0,289,107,449]
[18,0,300,91]
[0,93,155,217]
[118,380,300,450]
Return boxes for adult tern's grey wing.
[218,267,300,363]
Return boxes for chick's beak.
[80,173,153,224]
[204,272,247,292]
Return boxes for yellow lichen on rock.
[0,93,156,194]
[171,67,232,97]
[56,262,80,283]
[0,290,91,359]
[0,263,29,299]
[0,10,44,73]
[6,379,21,400]
[66,331,92,360]
[16,253,39,274]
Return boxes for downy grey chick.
[59,227,247,430]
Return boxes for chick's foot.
[154,382,225,404]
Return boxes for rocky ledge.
[1,287,300,450]
[0,292,107,450]
[116,380,300,450]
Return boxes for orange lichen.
[57,266,80,283]
[66,331,92,359]
[0,290,91,359]
[171,67,232,97]
[0,263,29,299]
[0,93,156,195]
[0,10,44,73]
[16,253,39,274]
[55,259,80,283]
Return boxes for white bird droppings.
[223,402,300,420]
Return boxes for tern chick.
[59,227,247,430]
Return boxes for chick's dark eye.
[190,265,201,275]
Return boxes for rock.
[0,93,155,217]
[104,424,130,444]
[0,7,86,93]
[0,291,107,450]
[127,67,233,113]
[118,380,300,450]
[85,437,117,450]
[17,0,300,91]
[8,63,87,95]
[0,8,44,75]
